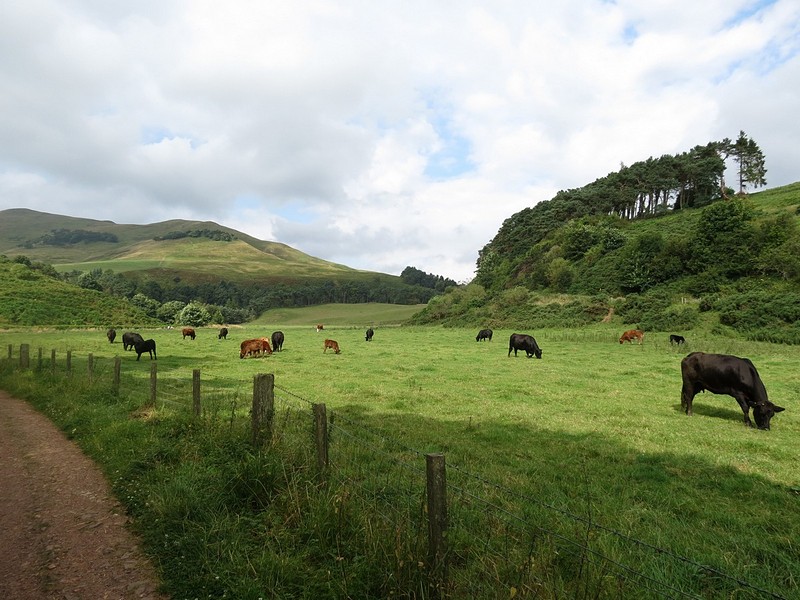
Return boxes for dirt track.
[0,389,168,600]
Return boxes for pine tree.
[732,130,767,194]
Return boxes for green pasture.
[1,323,798,598]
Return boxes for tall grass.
[1,324,798,598]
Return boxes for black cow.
[122,332,144,351]
[670,334,686,345]
[107,328,116,343]
[134,339,157,361]
[271,330,284,352]
[365,327,374,342]
[219,327,229,340]
[508,333,542,359]
[476,328,493,342]
[680,352,784,430]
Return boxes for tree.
[178,302,212,327]
[731,131,767,194]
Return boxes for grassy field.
[1,321,798,598]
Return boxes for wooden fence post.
[50,349,56,375]
[66,350,72,375]
[192,369,201,417]
[87,353,94,384]
[251,373,275,447]
[148,362,157,408]
[313,403,329,473]
[37,348,43,371]
[113,357,121,397]
[426,453,448,598]
[19,344,30,369]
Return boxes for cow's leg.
[732,393,753,427]
[680,382,696,415]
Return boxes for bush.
[178,302,212,327]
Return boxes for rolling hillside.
[0,209,387,285]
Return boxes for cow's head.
[753,401,785,430]
[533,348,542,359]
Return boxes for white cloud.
[1,0,798,282]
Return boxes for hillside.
[0,257,158,327]
[413,182,800,344]
[0,208,382,285]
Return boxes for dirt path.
[0,390,169,600]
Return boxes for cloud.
[1,0,798,282]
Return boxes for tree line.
[475,132,768,290]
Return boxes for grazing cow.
[218,327,228,340]
[669,334,686,345]
[107,328,116,343]
[271,330,284,352]
[476,328,493,342]
[182,327,196,340]
[122,332,144,351]
[316,324,324,332]
[365,327,374,342]
[619,329,644,344]
[508,333,542,359]
[134,339,157,361]
[323,339,341,354]
[680,352,785,430]
[239,338,272,359]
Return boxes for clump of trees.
[22,229,118,247]
[153,229,235,242]
[400,266,458,290]
[475,133,768,292]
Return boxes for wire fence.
[2,343,790,600]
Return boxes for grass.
[1,322,798,598]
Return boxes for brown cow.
[182,327,196,340]
[316,324,324,332]
[239,338,273,359]
[323,339,340,354]
[619,329,644,344]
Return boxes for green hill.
[0,257,158,327]
[0,208,386,286]
[413,181,800,343]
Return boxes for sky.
[1,1,798,283]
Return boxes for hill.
[412,182,800,344]
[0,257,158,327]
[0,208,381,285]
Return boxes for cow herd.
[105,323,786,431]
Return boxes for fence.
[1,343,788,599]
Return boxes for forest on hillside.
[412,134,800,344]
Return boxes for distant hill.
[0,257,158,327]
[0,208,384,286]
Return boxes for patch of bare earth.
[0,390,169,600]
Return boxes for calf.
[365,327,374,342]
[680,352,785,430]
[134,339,157,361]
[271,331,284,352]
[122,332,144,351]
[669,334,685,345]
[508,333,542,358]
[323,339,341,354]
[218,327,228,340]
[107,328,116,343]
[619,329,644,344]
[182,327,196,340]
[316,324,324,332]
[476,328,493,342]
